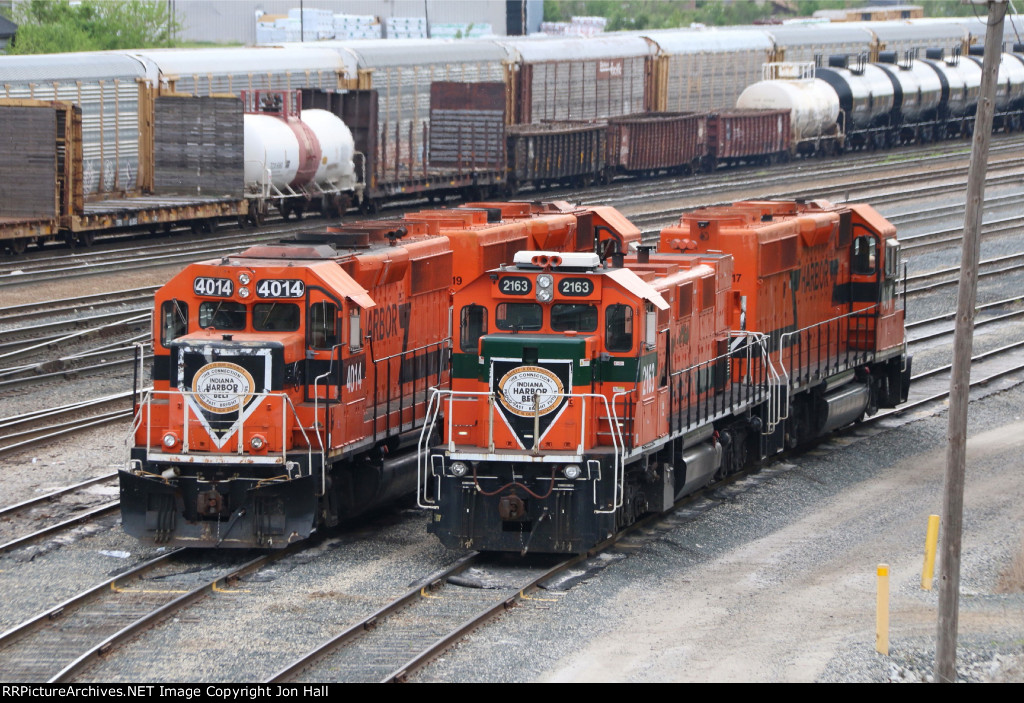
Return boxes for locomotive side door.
[306,291,344,448]
[848,229,881,350]
[875,239,904,351]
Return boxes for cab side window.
[605,304,633,352]
[308,301,338,349]
[460,305,487,353]
[852,235,877,275]
[161,300,188,346]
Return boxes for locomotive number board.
[498,276,532,295]
[558,278,594,296]
[256,279,305,298]
[193,277,234,297]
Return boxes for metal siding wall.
[170,69,335,97]
[529,56,645,122]
[0,106,56,218]
[665,50,767,113]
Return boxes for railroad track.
[271,331,1024,683]
[0,287,160,326]
[1,330,1021,683]
[0,474,119,556]
[906,251,1024,295]
[0,547,299,683]
[635,167,1024,237]
[0,392,135,457]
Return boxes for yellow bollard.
[876,564,890,656]
[921,514,940,590]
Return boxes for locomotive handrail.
[416,388,445,509]
[367,338,450,443]
[131,389,318,474]
[777,304,880,393]
[313,342,346,497]
[416,388,625,515]
[665,331,779,433]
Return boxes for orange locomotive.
[420,199,910,554]
[121,201,640,548]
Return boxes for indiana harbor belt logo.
[193,362,255,414]
[492,360,572,449]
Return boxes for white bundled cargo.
[287,7,334,40]
[333,14,381,40]
[385,16,427,39]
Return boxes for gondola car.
[419,199,910,554]
[121,201,640,548]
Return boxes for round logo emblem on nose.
[498,366,564,417]
[193,362,255,414]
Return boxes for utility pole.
[935,0,1007,683]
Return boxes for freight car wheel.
[249,205,265,228]
[7,237,27,256]
[77,232,95,248]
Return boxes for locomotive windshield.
[253,303,300,331]
[551,303,598,332]
[199,301,246,330]
[496,303,543,331]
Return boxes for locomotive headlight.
[250,434,266,451]
[238,286,250,299]
[238,273,251,285]
[162,432,178,448]
[450,461,468,477]
[563,464,582,480]
[536,275,554,303]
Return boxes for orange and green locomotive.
[420,199,911,554]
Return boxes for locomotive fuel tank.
[816,59,896,130]
[735,71,840,145]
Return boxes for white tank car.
[299,109,358,190]
[736,63,840,145]
[244,109,356,193]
